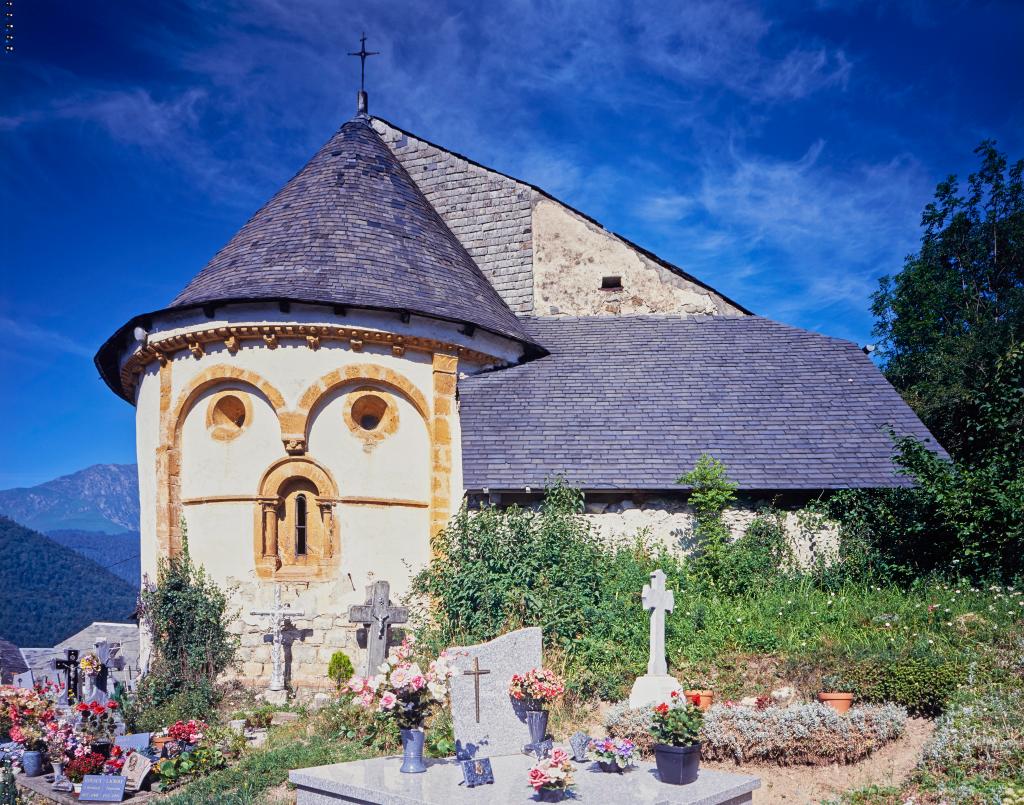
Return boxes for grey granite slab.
[448,627,542,758]
[289,754,760,805]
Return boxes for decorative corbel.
[224,334,240,355]
[187,340,204,359]
[263,332,278,349]
[350,338,363,352]
[282,436,306,455]
[306,335,321,350]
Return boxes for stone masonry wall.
[583,497,838,568]
[373,119,535,314]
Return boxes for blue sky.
[2,0,1022,488]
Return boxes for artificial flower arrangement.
[527,747,575,799]
[79,653,102,677]
[64,751,106,783]
[75,700,119,743]
[588,736,637,772]
[343,636,454,728]
[166,719,208,746]
[2,683,56,750]
[651,691,703,746]
[44,719,82,764]
[508,668,565,708]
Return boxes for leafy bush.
[126,525,238,732]
[676,455,737,583]
[717,511,795,596]
[701,702,906,766]
[842,652,963,717]
[920,684,1024,782]
[604,701,656,757]
[327,652,355,689]
[312,695,399,754]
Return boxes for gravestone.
[114,733,151,752]
[628,569,682,707]
[250,585,306,705]
[120,751,153,793]
[85,639,116,705]
[12,671,34,689]
[348,580,408,677]
[78,773,126,802]
[448,627,541,759]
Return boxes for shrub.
[842,653,963,717]
[128,523,238,731]
[701,702,906,766]
[327,652,355,689]
[717,511,795,596]
[604,701,656,757]
[676,455,737,583]
[920,684,1024,781]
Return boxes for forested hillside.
[0,516,139,647]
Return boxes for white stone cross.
[250,585,305,692]
[641,569,674,676]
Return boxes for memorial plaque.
[459,757,494,788]
[78,774,127,802]
[120,752,153,793]
[115,733,151,752]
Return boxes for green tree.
[871,141,1024,462]
[677,454,737,584]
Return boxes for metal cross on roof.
[348,33,379,93]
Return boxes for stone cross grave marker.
[85,639,115,705]
[347,580,408,677]
[642,569,673,675]
[52,649,80,705]
[250,585,306,696]
[449,627,542,759]
[628,568,681,708]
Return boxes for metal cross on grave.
[462,657,491,723]
[250,585,306,692]
[348,580,408,677]
[52,649,80,705]
[642,569,675,676]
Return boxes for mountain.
[45,530,139,584]
[0,516,139,647]
[0,464,139,532]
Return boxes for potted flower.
[588,736,637,773]
[650,691,703,785]
[44,720,79,785]
[5,684,56,777]
[683,680,714,711]
[509,668,565,746]
[75,700,119,756]
[818,674,855,714]
[527,747,575,802]
[11,723,46,777]
[167,719,207,748]
[343,636,454,774]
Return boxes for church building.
[96,92,939,686]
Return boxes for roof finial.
[347,33,379,116]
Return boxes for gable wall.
[373,120,535,314]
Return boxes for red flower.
[670,690,679,698]
[688,694,701,706]
[654,702,669,715]
[90,702,105,715]
[106,701,119,710]
[75,703,89,713]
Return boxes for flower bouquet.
[650,691,704,785]
[4,683,56,777]
[588,736,637,773]
[509,668,564,746]
[79,653,102,677]
[342,637,454,773]
[65,751,106,786]
[167,719,207,747]
[527,747,575,802]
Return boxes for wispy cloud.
[0,316,94,359]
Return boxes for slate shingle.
[170,116,533,345]
[459,316,945,491]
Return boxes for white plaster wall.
[531,196,744,317]
[133,364,161,583]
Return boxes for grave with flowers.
[289,571,760,804]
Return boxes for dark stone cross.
[86,639,118,705]
[348,580,408,677]
[52,649,80,705]
[462,657,491,724]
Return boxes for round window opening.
[212,395,247,430]
[351,394,388,432]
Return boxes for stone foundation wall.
[583,497,838,568]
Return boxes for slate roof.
[170,116,531,344]
[459,316,944,491]
[0,637,28,684]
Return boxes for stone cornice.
[120,323,502,394]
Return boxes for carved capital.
[282,436,306,455]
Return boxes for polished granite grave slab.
[289,755,760,805]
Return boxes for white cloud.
[0,316,94,359]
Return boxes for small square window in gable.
[601,275,623,291]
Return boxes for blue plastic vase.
[399,728,427,773]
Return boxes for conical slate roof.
[170,116,532,343]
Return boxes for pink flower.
[528,767,550,791]
[345,675,365,693]
[379,692,398,711]
[409,674,426,691]
[551,748,569,766]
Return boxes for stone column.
[260,499,281,568]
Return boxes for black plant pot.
[653,742,700,785]
[90,741,113,759]
[597,760,622,773]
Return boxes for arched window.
[295,494,308,556]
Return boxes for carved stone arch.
[295,364,430,447]
[254,456,340,580]
[166,365,288,557]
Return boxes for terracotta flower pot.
[684,689,714,710]
[818,692,854,714]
